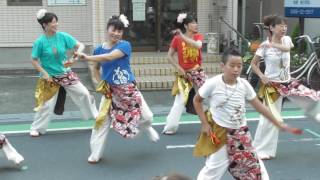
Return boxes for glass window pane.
[120,0,157,48]
[160,0,196,47]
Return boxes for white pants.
[253,96,283,158]
[30,82,98,134]
[89,94,154,160]
[0,134,24,163]
[197,145,269,180]
[163,93,185,133]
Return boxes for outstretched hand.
[74,52,88,60]
[280,124,303,135]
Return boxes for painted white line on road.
[1,115,306,135]
[166,145,195,149]
[153,115,306,126]
[305,129,320,138]
[1,127,91,135]
[278,138,320,143]
[166,138,320,150]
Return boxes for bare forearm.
[76,42,85,53]
[250,98,283,128]
[271,43,290,52]
[179,34,202,49]
[85,54,110,62]
[251,56,265,78]
[31,60,48,75]
[193,94,208,125]
[167,55,180,70]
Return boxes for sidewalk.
[0,47,88,75]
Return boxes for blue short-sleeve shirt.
[93,40,135,85]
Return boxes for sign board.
[285,0,320,18]
[132,0,146,21]
[48,0,86,6]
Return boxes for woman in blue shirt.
[30,9,98,137]
[77,15,160,163]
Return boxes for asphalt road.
[1,118,320,180]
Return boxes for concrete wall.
[0,0,92,47]
[0,0,235,48]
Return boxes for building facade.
[0,0,237,51]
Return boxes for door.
[120,0,197,51]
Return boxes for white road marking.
[166,145,195,149]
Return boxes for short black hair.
[107,15,125,31]
[37,12,58,30]
[221,48,242,64]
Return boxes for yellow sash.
[94,81,112,129]
[258,84,283,122]
[34,79,60,112]
[171,73,192,105]
[193,111,227,157]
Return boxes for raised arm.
[77,49,125,63]
[179,33,202,49]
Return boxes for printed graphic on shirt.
[182,42,199,63]
[230,105,245,126]
[112,67,130,84]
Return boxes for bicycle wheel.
[307,61,320,91]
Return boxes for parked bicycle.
[246,34,320,91]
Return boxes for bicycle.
[291,35,320,90]
[246,34,320,91]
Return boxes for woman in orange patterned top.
[163,13,207,135]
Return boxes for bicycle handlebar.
[294,35,314,44]
[294,35,316,52]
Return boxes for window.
[48,0,86,6]
[7,0,42,6]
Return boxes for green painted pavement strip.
[0,109,304,133]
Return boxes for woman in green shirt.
[30,9,98,137]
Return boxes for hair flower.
[36,9,47,20]
[119,14,130,27]
[177,13,187,23]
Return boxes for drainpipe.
[240,0,246,52]
[259,0,263,22]
[241,0,246,36]
[233,0,238,42]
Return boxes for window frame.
[7,0,42,6]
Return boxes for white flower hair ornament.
[177,13,187,23]
[36,9,47,20]
[119,14,130,28]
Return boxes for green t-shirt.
[31,31,77,76]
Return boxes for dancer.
[163,13,207,135]
[0,134,24,165]
[193,48,302,180]
[251,15,320,160]
[76,15,159,163]
[30,9,98,137]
